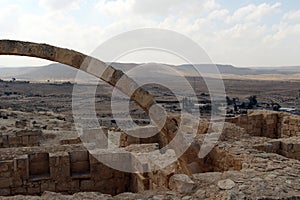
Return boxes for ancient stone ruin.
[0,40,300,199]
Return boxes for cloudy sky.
[0,0,299,67]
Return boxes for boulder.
[217,179,236,190]
[169,174,195,194]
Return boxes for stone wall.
[226,110,282,138]
[281,114,300,137]
[280,138,300,160]
[0,130,42,147]
[226,110,300,139]
[119,126,164,148]
[0,149,131,196]
[206,146,242,172]
[254,137,300,161]
[124,143,183,193]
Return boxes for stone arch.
[0,39,191,174]
[0,40,155,112]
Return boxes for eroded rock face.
[169,174,195,194]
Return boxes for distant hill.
[177,64,257,75]
[0,62,300,81]
[177,64,300,75]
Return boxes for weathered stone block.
[27,186,41,195]
[71,161,90,174]
[8,136,21,146]
[41,181,56,192]
[131,87,155,110]
[80,180,94,191]
[0,160,12,173]
[281,142,293,152]
[0,188,10,196]
[11,187,27,195]
[0,178,13,189]
[114,74,139,97]
[29,153,50,177]
[81,129,108,149]
[70,180,80,193]
[70,151,89,163]
[22,136,29,145]
[56,181,71,192]
[293,143,300,152]
[169,174,195,194]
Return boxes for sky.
[0,0,299,67]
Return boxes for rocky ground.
[1,81,300,199]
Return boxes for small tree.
[226,96,232,105]
[249,95,257,106]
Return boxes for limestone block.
[27,186,41,195]
[0,188,10,196]
[54,48,76,67]
[0,160,12,173]
[281,142,293,152]
[280,150,289,157]
[131,87,155,110]
[22,136,29,146]
[8,136,21,146]
[90,163,113,180]
[81,129,108,149]
[56,181,71,192]
[0,178,12,189]
[70,151,89,163]
[195,189,206,199]
[49,152,70,179]
[70,180,80,193]
[169,174,195,194]
[94,179,118,195]
[217,179,236,190]
[126,135,140,145]
[80,180,94,191]
[11,187,27,195]
[14,155,29,180]
[293,143,300,152]
[100,65,115,83]
[16,130,42,137]
[71,161,90,174]
[83,57,107,78]
[41,181,56,192]
[108,69,124,86]
[29,153,50,177]
[28,135,40,145]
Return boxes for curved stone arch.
[0,40,155,112]
[0,39,191,174]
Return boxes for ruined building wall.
[0,149,131,196]
[281,114,300,137]
[226,110,300,139]
[226,110,282,138]
[0,130,42,148]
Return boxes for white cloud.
[265,22,300,42]
[226,2,281,23]
[208,9,229,20]
[0,1,299,67]
[38,0,81,11]
[96,0,219,18]
[0,4,22,34]
[283,10,300,20]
